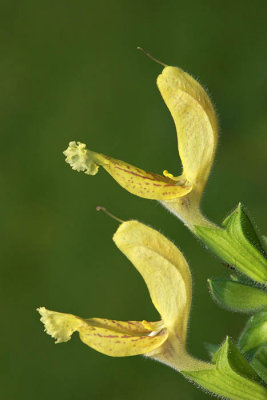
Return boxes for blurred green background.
[1,1,267,399]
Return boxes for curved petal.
[64,141,192,200]
[157,66,218,195]
[37,307,167,357]
[113,221,192,343]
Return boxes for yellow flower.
[63,65,218,230]
[38,220,211,371]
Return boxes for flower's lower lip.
[64,141,193,200]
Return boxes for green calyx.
[238,311,267,384]
[208,278,267,313]
[238,311,267,356]
[195,203,267,283]
[183,337,267,400]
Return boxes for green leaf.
[204,342,220,359]
[208,278,267,313]
[183,337,267,400]
[239,311,267,356]
[195,204,267,283]
[251,345,267,383]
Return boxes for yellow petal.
[38,307,167,357]
[63,141,192,200]
[113,221,192,342]
[157,66,218,195]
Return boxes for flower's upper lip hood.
[113,220,192,341]
[157,66,218,190]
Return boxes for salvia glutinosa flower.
[63,65,218,231]
[38,220,211,371]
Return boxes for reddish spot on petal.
[131,336,146,342]
[96,333,119,338]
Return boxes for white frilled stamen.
[63,141,99,175]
